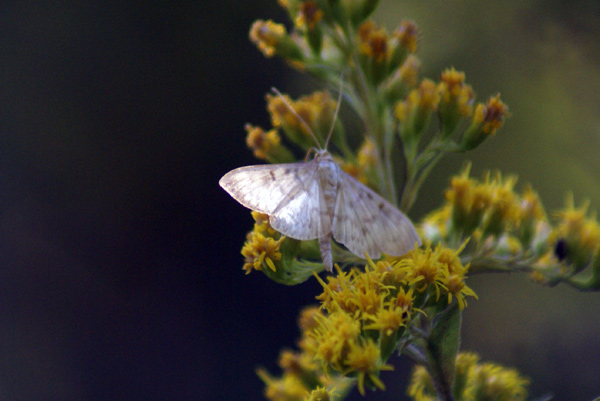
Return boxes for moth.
[219,89,421,272]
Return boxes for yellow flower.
[481,173,521,236]
[314,267,355,313]
[250,19,304,61]
[445,164,488,232]
[438,267,477,310]
[436,68,475,135]
[358,20,388,63]
[520,185,546,222]
[241,212,284,273]
[455,352,480,375]
[395,80,440,139]
[434,243,478,309]
[385,55,421,102]
[438,68,474,116]
[420,205,451,243]
[258,369,309,401]
[309,311,361,370]
[394,286,415,313]
[336,158,368,184]
[401,245,444,293]
[345,339,393,395]
[267,91,337,149]
[407,353,529,401]
[298,306,323,333]
[439,68,466,98]
[251,211,276,235]
[399,55,421,87]
[304,386,336,401]
[315,267,388,319]
[393,20,419,53]
[295,1,323,29]
[397,243,477,309]
[472,94,509,136]
[462,94,509,150]
[245,124,281,160]
[357,137,378,170]
[469,363,529,401]
[443,165,526,240]
[406,365,436,401]
[363,303,406,336]
[250,20,288,58]
[553,195,600,270]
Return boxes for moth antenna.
[271,87,323,151]
[323,73,344,151]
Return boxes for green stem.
[401,148,444,212]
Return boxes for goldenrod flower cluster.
[257,307,351,401]
[407,352,530,401]
[241,211,285,274]
[394,67,508,163]
[267,91,339,151]
[259,244,477,398]
[422,165,600,290]
[421,163,547,253]
[535,195,600,289]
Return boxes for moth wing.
[219,161,329,240]
[332,171,421,259]
[220,162,312,215]
[269,168,331,240]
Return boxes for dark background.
[0,1,599,400]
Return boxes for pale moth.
[219,88,421,272]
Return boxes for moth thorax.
[318,158,339,219]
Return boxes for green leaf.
[426,302,461,400]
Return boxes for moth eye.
[554,238,568,261]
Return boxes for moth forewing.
[219,161,317,217]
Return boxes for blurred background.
[0,1,599,400]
